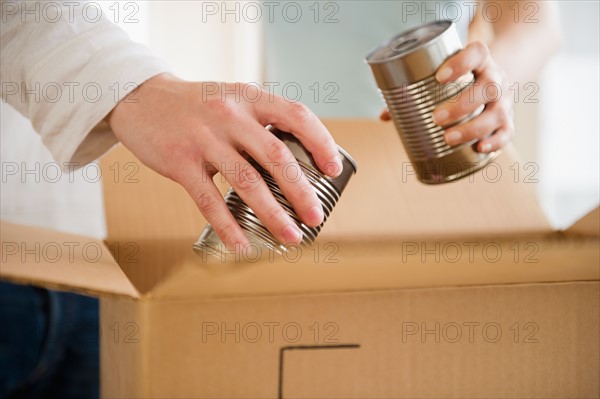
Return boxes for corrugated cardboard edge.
[147,235,600,301]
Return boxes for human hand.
[107,73,343,250]
[380,41,514,153]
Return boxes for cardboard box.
[1,120,598,398]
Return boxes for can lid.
[365,20,462,86]
[366,20,452,64]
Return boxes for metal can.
[194,127,357,259]
[366,20,498,184]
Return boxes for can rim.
[338,145,358,173]
[365,20,453,64]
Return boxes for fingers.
[442,101,513,151]
[429,40,512,152]
[252,95,343,178]
[238,124,324,228]
[435,41,491,84]
[181,170,249,251]
[207,147,305,246]
[432,69,503,127]
[477,127,513,153]
[443,101,501,144]
[433,42,496,126]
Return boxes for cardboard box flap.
[0,222,139,299]
[102,120,552,243]
[101,119,554,298]
[319,120,552,240]
[101,147,209,243]
[148,235,599,300]
[101,143,217,295]
[564,206,600,237]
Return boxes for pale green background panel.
[263,1,471,117]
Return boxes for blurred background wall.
[127,0,598,228]
[3,1,598,232]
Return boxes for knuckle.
[477,70,493,85]
[161,155,189,182]
[497,109,509,125]
[201,161,219,176]
[216,222,237,244]
[208,98,234,117]
[280,161,303,184]
[289,101,313,125]
[195,190,219,215]
[299,179,316,198]
[481,80,503,102]
[458,56,474,73]
[461,121,480,140]
[266,140,292,165]
[495,101,512,123]
[470,40,489,57]
[235,164,262,192]
[243,83,263,99]
[455,97,474,116]
[264,205,286,226]
[288,176,316,201]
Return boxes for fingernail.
[436,67,453,82]
[331,154,343,177]
[433,109,449,124]
[445,131,463,146]
[480,143,492,152]
[283,224,302,244]
[308,205,324,226]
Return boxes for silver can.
[194,127,357,259]
[366,20,498,184]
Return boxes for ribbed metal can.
[366,20,498,184]
[194,128,357,259]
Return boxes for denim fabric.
[0,281,99,399]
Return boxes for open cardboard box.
[1,119,599,398]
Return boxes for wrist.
[106,72,178,135]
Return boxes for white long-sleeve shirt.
[1,1,169,237]
[1,0,170,167]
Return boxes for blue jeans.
[0,281,99,398]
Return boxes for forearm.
[471,1,562,85]
[0,0,170,167]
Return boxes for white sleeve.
[0,0,171,167]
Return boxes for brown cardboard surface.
[0,221,138,298]
[1,118,599,398]
[101,119,553,245]
[319,120,552,240]
[1,119,595,300]
[149,236,599,300]
[565,206,600,237]
[101,281,600,398]
[101,145,209,242]
[97,119,561,299]
[100,143,210,295]
[100,299,148,396]
[95,119,599,397]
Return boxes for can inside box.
[194,128,357,259]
